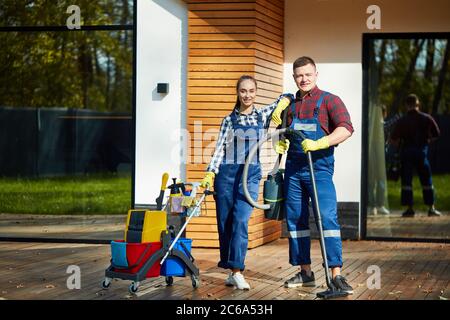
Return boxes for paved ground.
[0,239,448,300]
[366,210,449,239]
[1,211,448,240]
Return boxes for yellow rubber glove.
[274,139,290,154]
[301,136,330,153]
[271,97,291,126]
[200,172,215,188]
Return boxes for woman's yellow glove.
[272,97,291,126]
[274,139,290,154]
[200,172,215,188]
[301,136,330,153]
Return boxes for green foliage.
[0,173,131,214]
[372,38,449,116]
[0,0,133,112]
[0,0,133,27]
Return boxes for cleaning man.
[272,56,354,293]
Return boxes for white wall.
[135,0,187,206]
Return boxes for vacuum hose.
[242,128,288,210]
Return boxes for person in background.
[390,94,441,217]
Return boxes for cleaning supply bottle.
[169,178,184,214]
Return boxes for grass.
[387,173,450,211]
[1,172,447,215]
[0,173,131,215]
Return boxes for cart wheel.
[165,276,174,286]
[191,276,200,289]
[101,277,112,289]
[128,281,140,294]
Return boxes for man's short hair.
[405,94,419,108]
[293,56,316,71]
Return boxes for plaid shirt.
[207,96,285,174]
[287,86,354,135]
[391,109,440,146]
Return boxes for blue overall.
[284,92,343,268]
[213,111,263,271]
[400,145,435,206]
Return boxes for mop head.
[317,282,349,299]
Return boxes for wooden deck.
[367,210,450,239]
[2,211,448,241]
[0,239,448,300]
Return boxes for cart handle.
[160,186,214,265]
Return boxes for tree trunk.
[390,39,426,116]
[106,55,111,111]
[78,41,93,109]
[432,39,450,115]
[425,39,435,80]
[424,39,435,113]
[377,39,387,87]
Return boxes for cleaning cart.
[101,175,214,294]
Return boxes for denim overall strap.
[288,92,329,155]
[314,92,329,118]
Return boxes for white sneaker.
[231,272,250,290]
[377,206,390,215]
[225,273,234,286]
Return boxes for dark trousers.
[400,146,434,206]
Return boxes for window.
[363,33,450,241]
[0,0,134,242]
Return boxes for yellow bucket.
[124,210,167,243]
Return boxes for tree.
[432,39,450,115]
[390,39,426,116]
[423,39,436,113]
[0,0,133,112]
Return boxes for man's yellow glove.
[274,139,290,154]
[272,97,291,126]
[200,172,215,188]
[301,136,330,153]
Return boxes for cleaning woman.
[200,75,291,290]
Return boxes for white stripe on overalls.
[289,230,310,238]
[323,230,341,238]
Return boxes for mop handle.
[160,191,208,265]
[293,129,332,288]
[306,151,332,287]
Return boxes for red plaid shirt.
[287,86,354,135]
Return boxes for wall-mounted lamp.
[157,83,169,94]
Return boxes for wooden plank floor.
[2,212,449,241]
[366,210,450,239]
[0,239,448,300]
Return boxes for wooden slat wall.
[185,0,285,248]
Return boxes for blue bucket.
[160,238,192,277]
[110,240,128,268]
